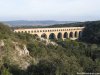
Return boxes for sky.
[0,0,100,21]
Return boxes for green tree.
[81,21,100,44]
[1,68,12,75]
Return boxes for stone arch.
[57,32,62,39]
[21,31,23,33]
[33,34,39,38]
[25,31,27,33]
[69,32,73,38]
[74,31,78,38]
[49,33,56,39]
[79,31,82,38]
[41,33,47,39]
[63,32,68,38]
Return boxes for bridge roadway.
[14,27,84,40]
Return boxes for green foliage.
[81,21,100,44]
[15,33,36,43]
[26,60,56,75]
[0,23,14,39]
[1,69,12,75]
[26,37,100,75]
[1,67,12,75]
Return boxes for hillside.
[2,20,76,27]
[0,22,100,75]
[48,20,100,27]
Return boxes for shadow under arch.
[79,31,82,38]
[49,33,56,39]
[57,32,62,39]
[41,33,47,39]
[33,34,39,38]
[74,31,78,38]
[63,32,68,38]
[69,32,73,38]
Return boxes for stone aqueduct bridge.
[14,27,84,40]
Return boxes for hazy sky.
[0,0,100,21]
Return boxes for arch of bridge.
[14,27,84,40]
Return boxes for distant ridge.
[2,20,77,27]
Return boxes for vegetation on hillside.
[81,21,100,44]
[0,21,100,75]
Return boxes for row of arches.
[35,31,82,39]
[17,28,81,33]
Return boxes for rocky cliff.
[0,40,33,69]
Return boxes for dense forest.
[0,21,100,75]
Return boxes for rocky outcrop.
[40,38,58,46]
[14,43,29,56]
[0,40,4,47]
[0,40,32,69]
[11,42,31,69]
[0,40,40,69]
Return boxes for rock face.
[0,40,4,47]
[14,43,29,56]
[0,40,5,66]
[23,45,29,55]
[11,42,31,69]
[40,38,58,46]
[0,40,33,69]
